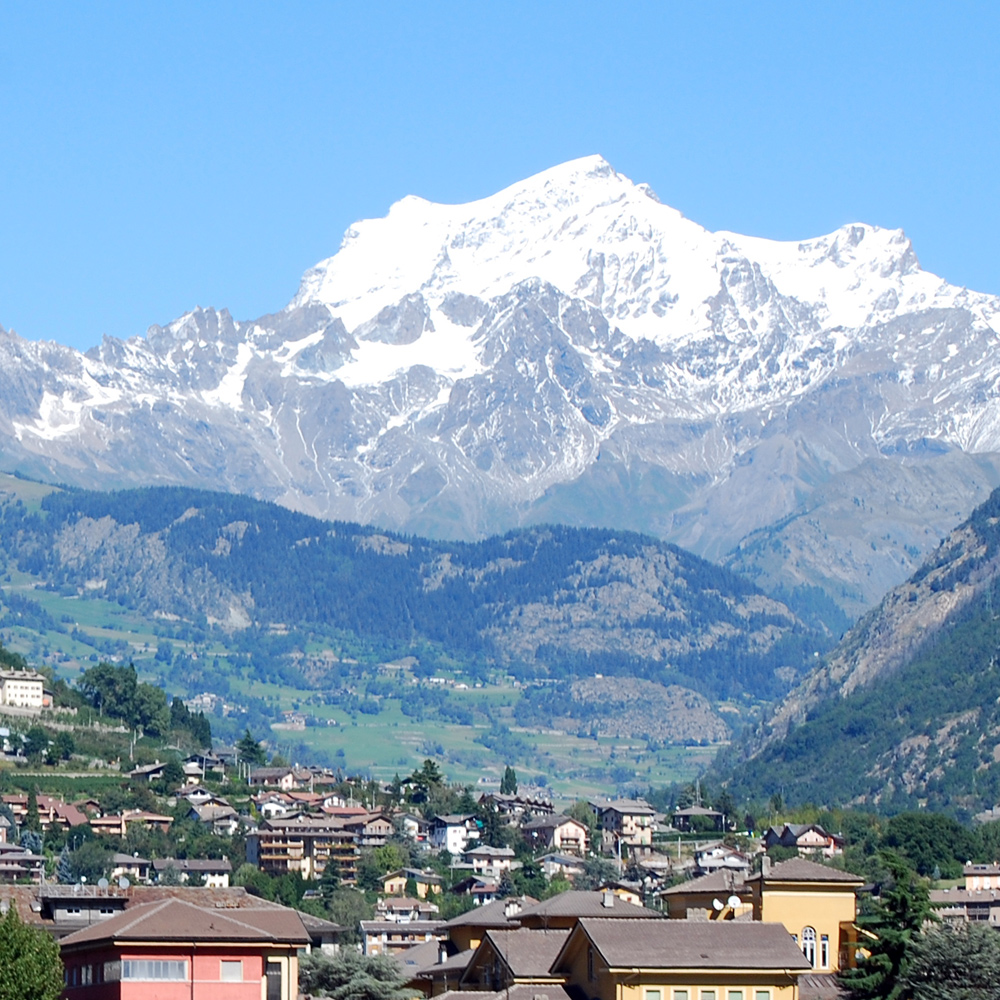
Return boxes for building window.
[221,960,243,982]
[122,960,188,980]
[820,934,830,968]
[700,992,716,1000]
[755,993,771,1000]
[646,990,662,1000]
[673,992,689,1000]
[801,926,817,967]
[727,992,743,1000]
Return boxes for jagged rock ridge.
[3,155,1000,614]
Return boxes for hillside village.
[0,654,998,999]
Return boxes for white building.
[0,670,45,710]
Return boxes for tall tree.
[840,850,935,1000]
[23,788,41,833]
[500,765,518,795]
[901,923,1000,998]
[0,905,64,1000]
[237,728,267,766]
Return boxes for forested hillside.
[720,486,1000,816]
[0,485,825,704]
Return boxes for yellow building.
[383,868,443,899]
[747,857,865,973]
[551,917,811,1000]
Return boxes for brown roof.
[423,948,476,977]
[748,858,865,884]
[444,895,535,928]
[478,928,570,977]
[798,973,848,1000]
[518,891,660,921]
[58,898,310,951]
[660,871,749,896]
[564,918,812,970]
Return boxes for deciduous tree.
[0,904,63,1000]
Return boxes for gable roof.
[475,928,570,977]
[522,814,587,832]
[748,858,864,884]
[660,871,748,896]
[518,891,659,921]
[559,918,812,971]
[58,898,309,950]
[444,895,535,927]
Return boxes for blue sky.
[1,1,998,352]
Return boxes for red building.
[58,897,309,1000]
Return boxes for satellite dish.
[727,895,741,909]
[98,878,109,889]
[712,898,724,911]
[118,876,130,890]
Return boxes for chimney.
[601,889,614,908]
[761,855,771,877]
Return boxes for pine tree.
[500,765,518,795]
[24,788,41,833]
[901,922,1000,998]
[57,846,74,884]
[840,851,935,1000]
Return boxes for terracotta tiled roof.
[568,917,813,970]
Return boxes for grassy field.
[0,474,722,801]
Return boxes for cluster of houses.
[2,763,999,1000]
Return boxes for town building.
[360,919,446,957]
[430,814,480,854]
[152,858,232,888]
[0,669,46,710]
[57,896,309,1000]
[521,815,590,856]
[382,868,443,899]
[592,800,655,856]
[550,917,811,1000]
[246,816,358,883]
[763,824,845,859]
[747,857,866,974]
[461,927,569,992]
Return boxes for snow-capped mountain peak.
[3,155,1000,617]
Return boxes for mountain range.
[723,484,1000,816]
[3,155,1000,620]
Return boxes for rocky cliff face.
[4,156,1000,614]
[758,487,1000,747]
